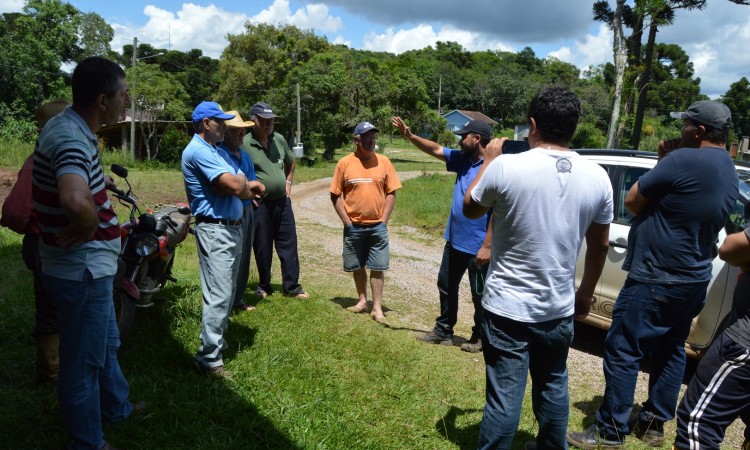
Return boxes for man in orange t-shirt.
[330,121,401,324]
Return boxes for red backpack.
[0,155,35,234]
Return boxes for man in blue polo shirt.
[392,116,493,352]
[182,101,264,378]
[216,110,263,312]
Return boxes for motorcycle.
[108,164,192,340]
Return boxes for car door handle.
[609,240,627,249]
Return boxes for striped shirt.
[32,106,120,280]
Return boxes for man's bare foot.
[346,303,368,314]
[371,312,387,325]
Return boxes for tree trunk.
[607,0,627,149]
[631,15,659,149]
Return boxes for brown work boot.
[36,334,59,385]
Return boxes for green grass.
[390,172,454,239]
[0,145,697,450]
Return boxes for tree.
[722,77,750,139]
[630,0,707,149]
[125,64,190,160]
[0,1,116,120]
[595,0,749,149]
[77,12,114,59]
[218,23,330,112]
[594,0,628,148]
[0,0,82,114]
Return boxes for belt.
[195,216,242,226]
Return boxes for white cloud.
[0,0,23,13]
[363,24,513,54]
[332,35,351,47]
[249,0,342,33]
[548,24,612,69]
[111,0,343,58]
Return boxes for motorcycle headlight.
[134,235,159,257]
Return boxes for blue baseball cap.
[192,101,235,122]
[354,121,379,136]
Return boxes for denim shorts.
[342,222,389,271]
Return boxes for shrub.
[158,126,191,163]
[437,129,457,148]
[571,122,606,149]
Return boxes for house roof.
[443,109,498,126]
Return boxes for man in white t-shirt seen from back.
[463,87,614,450]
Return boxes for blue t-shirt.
[181,134,243,220]
[444,148,491,254]
[623,146,738,284]
[217,143,257,207]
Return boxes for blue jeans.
[194,222,242,368]
[596,278,708,439]
[42,270,132,450]
[478,312,574,450]
[233,204,255,308]
[434,241,487,340]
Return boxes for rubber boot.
[35,334,59,385]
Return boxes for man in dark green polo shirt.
[243,102,308,299]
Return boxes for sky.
[1,0,749,98]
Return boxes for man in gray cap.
[392,116,493,353]
[244,102,308,299]
[568,100,739,449]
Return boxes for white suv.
[574,150,750,358]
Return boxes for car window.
[615,167,649,224]
[727,169,750,233]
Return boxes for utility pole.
[130,37,137,161]
[296,83,301,146]
[437,75,442,114]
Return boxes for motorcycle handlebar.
[108,186,135,205]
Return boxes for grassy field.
[1,141,722,449]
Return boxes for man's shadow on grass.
[111,283,301,450]
[437,405,535,450]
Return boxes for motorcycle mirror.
[111,164,129,179]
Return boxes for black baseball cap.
[455,119,493,139]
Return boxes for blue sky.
[2,0,749,97]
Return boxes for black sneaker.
[631,410,664,447]
[416,331,452,345]
[567,425,624,449]
[460,338,483,353]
